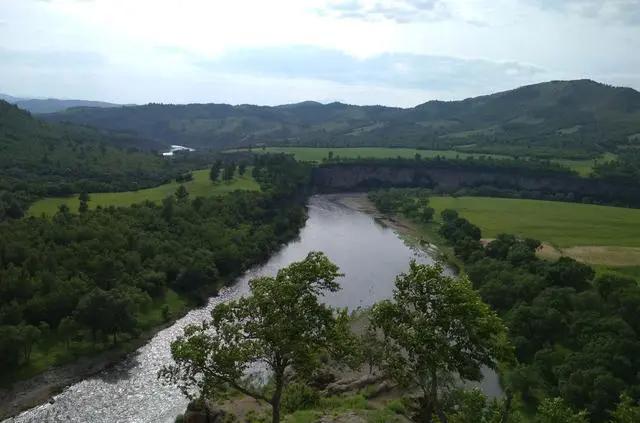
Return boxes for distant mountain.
[43,80,640,159]
[0,93,122,114]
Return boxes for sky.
[1,0,639,107]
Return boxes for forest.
[0,155,310,382]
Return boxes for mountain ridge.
[40,79,640,159]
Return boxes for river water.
[6,194,502,423]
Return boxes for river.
[6,194,502,423]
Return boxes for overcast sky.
[1,0,639,106]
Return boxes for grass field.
[428,196,640,266]
[233,147,614,175]
[28,168,259,217]
[235,147,509,162]
[553,152,618,176]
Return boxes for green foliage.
[160,252,355,423]
[0,156,310,380]
[281,383,320,413]
[434,205,640,421]
[536,397,589,423]
[369,261,512,421]
[368,188,435,226]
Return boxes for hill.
[0,93,121,114]
[43,80,640,159]
[0,100,177,217]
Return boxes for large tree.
[369,262,512,423]
[160,252,353,423]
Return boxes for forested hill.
[43,79,640,159]
[0,101,175,214]
[0,93,121,114]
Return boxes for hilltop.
[43,79,640,159]
[0,93,121,114]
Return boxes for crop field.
[28,168,259,217]
[428,196,640,266]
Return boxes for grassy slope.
[429,196,640,248]
[28,168,259,217]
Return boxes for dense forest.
[0,155,310,381]
[369,188,640,422]
[44,80,640,160]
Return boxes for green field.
[429,196,640,249]
[233,147,613,175]
[28,168,259,217]
[553,152,618,176]
[236,147,509,162]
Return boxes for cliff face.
[311,164,640,206]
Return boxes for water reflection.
[6,194,494,423]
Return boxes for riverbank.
[332,193,460,269]
[0,302,194,421]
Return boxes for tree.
[238,163,247,176]
[78,191,90,213]
[175,185,189,202]
[58,316,79,349]
[222,163,235,181]
[369,262,512,422]
[209,160,222,182]
[610,394,640,423]
[17,324,41,362]
[535,397,588,423]
[160,252,353,423]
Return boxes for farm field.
[428,196,640,266]
[234,146,613,175]
[28,168,259,217]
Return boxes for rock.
[318,411,366,423]
[183,400,227,423]
[324,374,385,395]
[363,380,393,399]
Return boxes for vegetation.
[161,252,354,423]
[234,146,613,176]
[369,188,640,421]
[0,100,214,220]
[370,262,512,421]
[0,155,310,384]
[427,196,640,248]
[28,167,259,217]
[45,80,640,162]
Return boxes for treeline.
[315,156,640,207]
[420,202,640,421]
[0,155,311,378]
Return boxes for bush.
[282,382,320,413]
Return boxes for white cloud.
[0,0,638,105]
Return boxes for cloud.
[316,0,449,23]
[196,46,545,95]
[531,0,640,24]
[0,48,105,68]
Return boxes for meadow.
[427,196,640,266]
[235,146,612,175]
[28,168,259,217]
